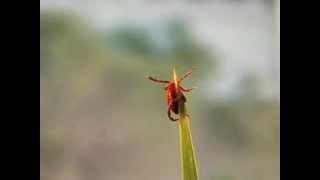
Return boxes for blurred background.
[40,0,280,180]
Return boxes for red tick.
[147,69,195,121]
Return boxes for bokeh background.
[40,0,280,180]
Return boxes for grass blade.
[179,102,199,180]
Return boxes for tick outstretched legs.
[180,86,195,92]
[147,69,194,122]
[147,76,169,84]
[178,69,193,83]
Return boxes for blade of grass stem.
[179,102,199,180]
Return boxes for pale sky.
[41,0,280,100]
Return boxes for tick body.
[147,69,194,121]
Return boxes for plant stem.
[179,102,199,180]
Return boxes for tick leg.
[147,76,170,84]
[178,69,193,83]
[180,86,195,92]
[168,103,179,121]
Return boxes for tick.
[147,69,195,121]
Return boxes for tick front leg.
[178,69,193,83]
[180,86,195,92]
[147,76,170,84]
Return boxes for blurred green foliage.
[41,11,279,180]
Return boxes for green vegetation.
[41,11,279,180]
[179,102,199,180]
